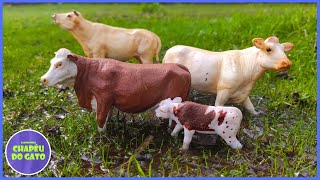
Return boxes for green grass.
[2,3,316,177]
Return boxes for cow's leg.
[215,89,231,106]
[243,97,258,115]
[169,118,172,127]
[171,123,183,137]
[137,53,153,64]
[92,47,107,58]
[182,127,195,151]
[96,100,113,133]
[98,109,112,133]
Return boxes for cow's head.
[52,11,83,30]
[40,48,78,87]
[155,97,182,119]
[252,36,294,71]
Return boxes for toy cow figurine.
[155,98,243,151]
[163,36,294,114]
[52,11,161,63]
[40,48,191,132]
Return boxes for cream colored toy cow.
[52,11,161,63]
[163,36,294,114]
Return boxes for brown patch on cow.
[226,126,229,128]
[218,110,227,126]
[174,102,216,131]
[226,121,228,124]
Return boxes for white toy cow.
[163,36,294,114]
[52,11,161,64]
[155,97,243,151]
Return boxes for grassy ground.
[2,3,317,177]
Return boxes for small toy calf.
[155,98,243,151]
[41,48,191,132]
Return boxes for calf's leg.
[171,123,183,137]
[182,127,195,151]
[215,118,243,149]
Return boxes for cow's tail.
[155,36,161,63]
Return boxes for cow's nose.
[276,59,292,71]
[41,77,48,85]
[282,59,292,68]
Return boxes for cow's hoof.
[192,133,217,145]
[179,147,189,154]
[252,109,266,115]
[97,126,106,133]
[171,132,178,138]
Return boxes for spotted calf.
[155,98,243,151]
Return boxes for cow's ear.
[252,38,266,49]
[282,42,294,52]
[173,97,182,103]
[73,10,79,16]
[67,54,78,62]
[266,36,279,43]
[159,105,169,113]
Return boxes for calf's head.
[52,11,83,30]
[40,48,77,87]
[252,36,294,71]
[155,97,182,119]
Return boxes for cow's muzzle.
[52,14,57,23]
[275,59,292,71]
[40,77,48,85]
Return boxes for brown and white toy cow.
[52,11,161,63]
[40,48,191,132]
[163,36,294,114]
[155,98,243,151]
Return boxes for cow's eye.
[67,14,72,18]
[266,48,272,52]
[55,62,62,68]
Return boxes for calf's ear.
[252,38,266,49]
[282,42,294,52]
[67,54,78,62]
